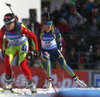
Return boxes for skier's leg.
[52,49,87,87]
[41,51,52,88]
[4,44,17,90]
[18,42,36,93]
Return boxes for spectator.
[89,18,100,36]
[68,8,86,30]
[51,5,61,26]
[86,0,94,13]
[69,0,76,14]
[42,7,50,22]
[61,0,70,11]
[56,18,70,34]
[80,3,91,23]
[60,5,69,21]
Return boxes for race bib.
[20,43,28,53]
[41,39,56,47]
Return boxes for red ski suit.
[0,23,38,80]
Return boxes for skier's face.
[5,22,15,31]
[44,25,52,33]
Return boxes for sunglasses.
[44,25,51,28]
[5,22,13,25]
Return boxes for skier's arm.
[21,25,38,50]
[56,29,62,51]
[0,27,5,51]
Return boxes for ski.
[0,89,21,94]
[0,89,38,95]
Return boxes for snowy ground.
[0,88,57,97]
[1,88,100,97]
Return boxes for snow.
[1,88,100,97]
[0,88,57,97]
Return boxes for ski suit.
[0,22,38,80]
[38,26,76,78]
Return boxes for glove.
[33,50,39,59]
[58,46,62,52]
[2,50,5,58]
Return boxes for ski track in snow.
[0,88,100,97]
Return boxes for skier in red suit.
[0,13,38,94]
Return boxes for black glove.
[2,50,5,58]
[33,50,39,59]
[58,45,62,52]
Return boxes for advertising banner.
[0,65,88,88]
[94,74,100,86]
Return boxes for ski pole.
[10,67,24,94]
[5,3,14,14]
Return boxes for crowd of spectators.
[37,0,100,70]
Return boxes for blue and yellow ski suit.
[39,26,76,78]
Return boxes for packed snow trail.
[1,88,100,97]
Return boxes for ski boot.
[74,76,87,87]
[43,78,52,88]
[28,80,37,94]
[4,76,13,91]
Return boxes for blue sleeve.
[54,28,62,48]
[17,22,22,30]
